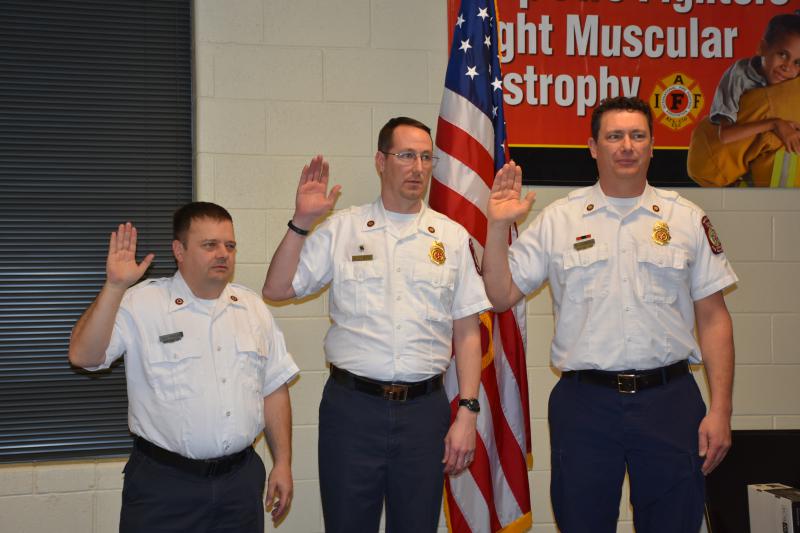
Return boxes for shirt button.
[225,411,231,417]
[625,306,631,311]
[216,346,221,352]
[395,267,401,273]
[395,295,401,301]
[221,378,227,384]
[396,325,401,330]
[622,277,628,282]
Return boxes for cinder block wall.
[1,1,798,532]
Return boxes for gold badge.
[652,222,671,246]
[429,241,446,265]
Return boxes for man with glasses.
[263,117,489,533]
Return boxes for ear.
[172,239,184,264]
[375,150,386,176]
[588,137,598,160]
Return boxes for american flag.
[430,1,532,532]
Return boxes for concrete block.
[197,99,266,155]
[0,493,93,533]
[725,263,800,313]
[0,464,33,496]
[530,469,554,524]
[265,209,296,261]
[772,314,800,363]
[264,479,323,532]
[195,43,215,97]
[723,188,800,211]
[214,45,323,101]
[707,212,771,262]
[274,317,329,371]
[528,366,559,420]
[228,209,268,264]
[774,416,800,429]
[371,0,447,51]
[266,293,328,319]
[263,0,369,47]
[215,155,287,209]
[232,263,267,295]
[773,213,800,261]
[95,459,125,490]
[94,490,122,533]
[289,372,327,425]
[267,103,372,157]
[526,283,554,316]
[292,426,319,481]
[677,187,724,211]
[325,49,429,104]
[531,419,550,471]
[35,462,95,493]
[733,365,800,415]
[526,315,554,368]
[195,0,262,44]
[731,415,774,430]
[730,314,772,364]
[196,153,215,202]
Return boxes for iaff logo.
[649,73,704,131]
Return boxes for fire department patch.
[649,72,705,131]
[702,216,723,254]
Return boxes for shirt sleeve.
[689,209,738,301]
[508,212,550,296]
[451,234,491,320]
[291,217,336,298]
[83,294,133,371]
[260,308,299,397]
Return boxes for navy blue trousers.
[549,372,706,533]
[318,375,450,533]
[119,446,265,533]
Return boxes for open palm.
[294,155,341,225]
[487,162,535,224]
[106,222,154,289]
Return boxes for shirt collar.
[360,198,439,239]
[168,271,243,313]
[580,182,663,219]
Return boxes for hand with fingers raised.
[106,222,155,291]
[291,155,342,232]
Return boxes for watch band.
[458,398,480,413]
[287,219,309,236]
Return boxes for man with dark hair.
[69,201,299,532]
[483,97,737,532]
[263,117,489,532]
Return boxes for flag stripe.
[439,87,494,155]
[436,116,494,189]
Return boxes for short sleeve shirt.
[292,199,490,382]
[93,272,299,459]
[709,56,767,125]
[508,183,738,371]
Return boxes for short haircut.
[763,11,800,47]
[172,201,233,243]
[590,96,653,140]
[377,116,432,152]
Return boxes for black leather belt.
[133,436,250,477]
[330,365,443,401]
[561,360,690,394]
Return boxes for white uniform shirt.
[292,199,491,382]
[509,183,738,371]
[92,272,299,459]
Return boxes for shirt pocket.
[635,245,689,304]
[333,260,385,316]
[234,323,268,395]
[412,262,458,319]
[146,336,203,401]
[559,243,610,303]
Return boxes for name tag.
[351,254,373,262]
[159,332,184,344]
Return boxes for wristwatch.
[458,398,480,413]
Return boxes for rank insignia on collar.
[429,241,446,265]
[574,234,595,251]
[652,221,671,246]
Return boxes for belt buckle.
[382,384,409,401]
[617,373,638,394]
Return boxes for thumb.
[138,253,155,275]
[698,427,709,457]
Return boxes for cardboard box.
[748,483,800,533]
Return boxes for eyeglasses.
[380,150,439,166]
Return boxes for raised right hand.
[293,155,342,229]
[106,222,154,290]
[487,161,535,225]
